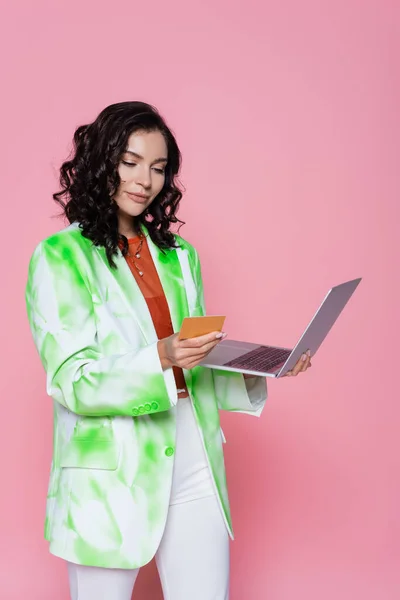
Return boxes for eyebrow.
[124,150,168,164]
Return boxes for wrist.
[157,339,173,371]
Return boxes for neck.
[118,213,138,239]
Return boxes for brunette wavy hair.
[53,101,184,267]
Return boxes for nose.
[134,166,152,190]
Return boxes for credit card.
[178,315,226,340]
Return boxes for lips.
[126,192,150,204]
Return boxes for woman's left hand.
[243,350,312,379]
[284,350,312,377]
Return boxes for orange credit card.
[178,316,226,340]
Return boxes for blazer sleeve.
[191,247,268,417]
[25,240,178,417]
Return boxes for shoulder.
[173,233,199,263]
[37,222,90,252]
[28,222,92,274]
[172,233,203,282]
[30,223,91,258]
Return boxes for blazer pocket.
[60,439,120,470]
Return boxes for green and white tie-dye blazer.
[25,222,267,569]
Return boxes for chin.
[126,206,147,217]
[118,200,148,218]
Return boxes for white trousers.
[67,494,229,600]
[67,398,230,599]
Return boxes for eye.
[121,160,136,167]
[152,167,165,174]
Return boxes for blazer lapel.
[93,231,191,343]
[146,233,193,393]
[146,232,190,334]
[93,244,158,344]
[93,229,192,391]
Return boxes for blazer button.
[151,402,159,410]
[144,403,151,412]
[165,447,174,457]
[139,406,145,414]
[132,408,139,416]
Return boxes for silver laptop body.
[200,278,361,378]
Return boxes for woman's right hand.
[157,331,226,371]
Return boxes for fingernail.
[306,350,311,357]
[216,333,223,339]
[301,354,307,361]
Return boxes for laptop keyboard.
[224,346,291,373]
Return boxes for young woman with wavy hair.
[25,101,311,600]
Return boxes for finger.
[180,331,226,348]
[177,337,222,360]
[301,350,312,372]
[183,341,226,369]
[175,345,220,369]
[290,361,302,376]
[184,356,208,370]
[292,353,308,376]
[300,356,311,372]
[185,359,201,370]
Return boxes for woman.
[25,101,311,600]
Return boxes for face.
[114,129,168,225]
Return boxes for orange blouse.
[121,235,188,399]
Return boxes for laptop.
[199,278,362,378]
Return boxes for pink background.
[1,0,399,598]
